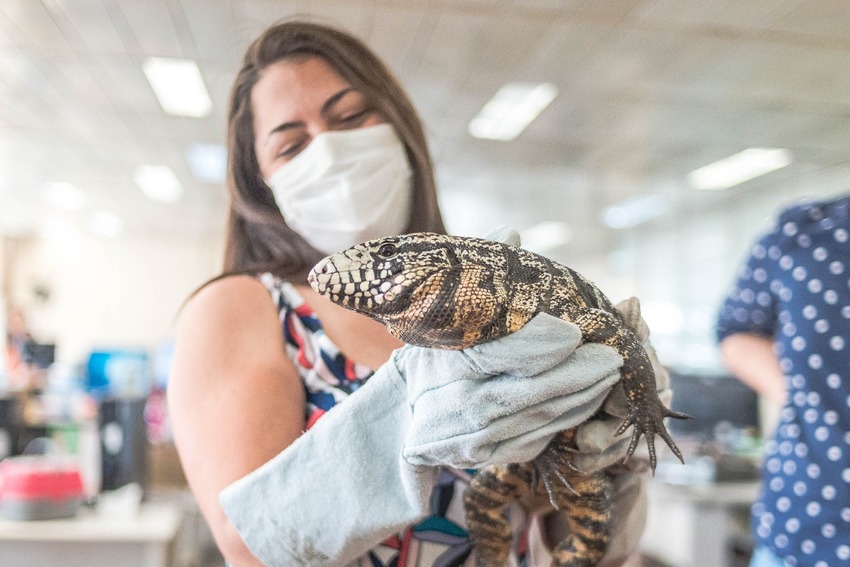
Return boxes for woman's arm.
[718,332,786,406]
[168,275,307,566]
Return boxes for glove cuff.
[220,364,436,566]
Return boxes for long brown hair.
[222,18,446,282]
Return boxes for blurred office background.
[0,1,849,566]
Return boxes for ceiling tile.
[179,0,243,64]
[96,56,162,112]
[301,0,371,36]
[0,0,71,50]
[52,56,113,109]
[117,0,184,56]
[559,0,644,17]
[236,0,306,45]
[47,0,128,54]
[632,0,805,31]
[363,4,434,78]
[763,0,850,41]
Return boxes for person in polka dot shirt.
[717,194,850,567]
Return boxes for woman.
[168,19,656,566]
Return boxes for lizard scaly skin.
[308,232,689,567]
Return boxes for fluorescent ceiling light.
[602,194,671,229]
[688,148,792,191]
[41,182,87,211]
[186,143,227,183]
[520,221,572,253]
[134,164,183,203]
[143,57,212,118]
[88,211,124,239]
[469,82,558,141]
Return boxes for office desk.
[641,480,760,567]
[0,501,183,567]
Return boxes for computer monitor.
[21,341,56,370]
[660,370,763,482]
[667,370,761,441]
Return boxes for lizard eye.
[377,242,398,258]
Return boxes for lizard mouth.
[307,258,329,293]
[308,255,399,310]
[309,255,354,298]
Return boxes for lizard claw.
[617,400,692,473]
[532,452,579,508]
[531,437,581,508]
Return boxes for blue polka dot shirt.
[716,195,850,566]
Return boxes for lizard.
[307,232,689,567]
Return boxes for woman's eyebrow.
[265,87,357,143]
[320,87,356,116]
[265,119,303,142]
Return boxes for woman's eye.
[339,109,370,126]
[277,141,305,159]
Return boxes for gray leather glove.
[220,313,623,566]
[399,224,622,468]
[220,363,427,567]
[401,314,623,468]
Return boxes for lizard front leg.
[569,308,688,471]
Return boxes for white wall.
[5,227,223,368]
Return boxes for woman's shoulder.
[176,274,284,354]
[191,272,269,300]
[170,272,299,399]
[182,274,273,319]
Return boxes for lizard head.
[308,232,505,349]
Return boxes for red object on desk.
[0,456,84,520]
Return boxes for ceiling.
[2,0,850,263]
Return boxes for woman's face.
[252,56,385,180]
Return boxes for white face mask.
[265,123,413,254]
